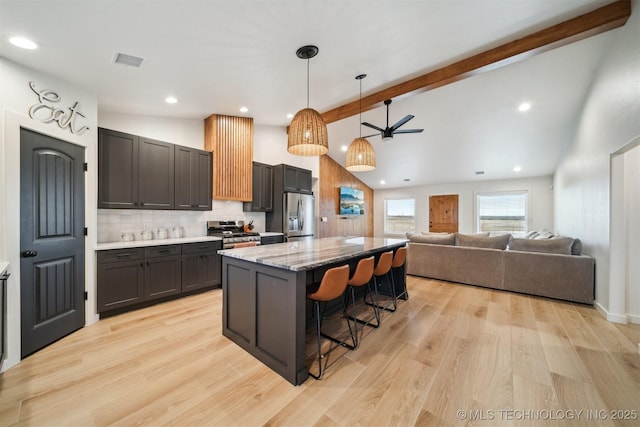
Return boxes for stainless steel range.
[207,220,261,249]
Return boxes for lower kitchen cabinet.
[181,241,222,291]
[144,245,182,300]
[97,241,221,315]
[97,248,145,313]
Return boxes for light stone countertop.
[259,232,284,237]
[218,236,407,271]
[95,236,223,251]
[0,262,9,276]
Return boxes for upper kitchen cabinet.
[204,114,253,201]
[138,137,175,209]
[98,128,174,209]
[281,164,312,194]
[98,127,211,211]
[243,161,273,212]
[175,146,212,210]
[98,128,139,209]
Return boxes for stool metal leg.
[309,300,323,379]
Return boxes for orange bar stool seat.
[307,264,354,379]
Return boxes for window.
[476,191,527,236]
[384,198,415,234]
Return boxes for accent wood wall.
[319,155,374,238]
[204,114,253,201]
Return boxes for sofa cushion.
[406,232,455,245]
[508,236,574,255]
[455,233,510,250]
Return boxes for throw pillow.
[455,233,510,250]
[508,236,574,255]
[406,232,455,245]
[534,230,555,240]
[524,230,539,239]
[571,238,583,255]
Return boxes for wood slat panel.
[318,155,374,238]
[204,114,253,201]
[320,0,631,124]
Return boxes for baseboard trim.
[627,314,640,325]
[594,301,634,324]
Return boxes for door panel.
[20,128,85,358]
[429,194,459,233]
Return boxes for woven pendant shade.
[287,108,329,156]
[345,137,376,171]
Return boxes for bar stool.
[366,250,398,312]
[344,256,379,348]
[391,246,409,302]
[307,264,353,379]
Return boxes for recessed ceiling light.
[513,165,522,172]
[165,96,178,104]
[9,36,38,50]
[340,145,348,152]
[240,106,249,113]
[286,113,294,119]
[518,102,531,112]
[380,180,386,185]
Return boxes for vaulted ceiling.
[0,0,630,188]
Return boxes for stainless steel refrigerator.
[282,192,314,241]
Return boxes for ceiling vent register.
[113,52,145,68]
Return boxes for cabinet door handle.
[22,250,38,257]
[159,249,171,253]
[116,253,131,257]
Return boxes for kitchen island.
[218,236,407,385]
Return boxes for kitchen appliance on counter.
[207,220,261,249]
[266,192,315,242]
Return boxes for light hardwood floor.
[1,276,639,426]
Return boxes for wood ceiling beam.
[320,0,631,125]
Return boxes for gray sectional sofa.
[406,232,595,304]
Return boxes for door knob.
[22,250,38,257]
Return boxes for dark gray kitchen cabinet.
[98,128,175,210]
[97,248,145,312]
[281,164,312,194]
[98,240,222,315]
[181,241,222,291]
[144,245,182,300]
[260,234,284,245]
[243,161,273,212]
[139,138,175,209]
[98,128,139,209]
[175,146,212,210]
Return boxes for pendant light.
[346,74,376,171]
[287,45,329,156]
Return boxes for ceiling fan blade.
[361,122,384,132]
[389,115,414,131]
[393,129,424,134]
[362,133,380,138]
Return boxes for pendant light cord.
[359,78,362,137]
[306,58,310,109]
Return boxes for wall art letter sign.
[28,82,90,135]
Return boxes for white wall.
[0,58,98,372]
[98,112,204,150]
[374,175,554,237]
[254,124,319,177]
[623,145,640,322]
[554,0,640,322]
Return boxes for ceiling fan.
[362,99,423,142]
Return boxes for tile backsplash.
[97,200,265,243]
